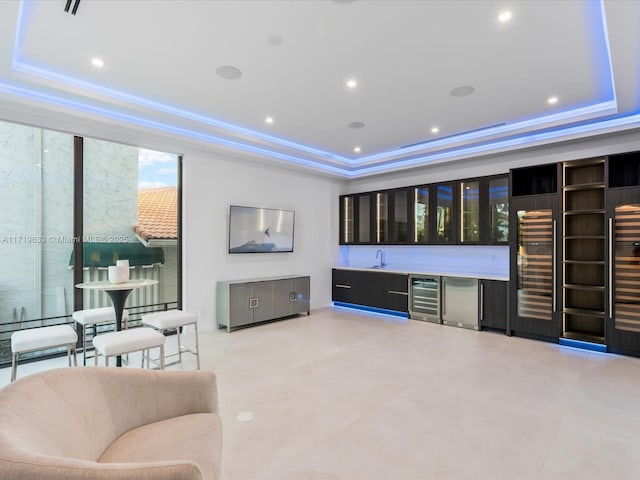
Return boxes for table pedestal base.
[105,288,133,367]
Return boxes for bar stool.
[142,310,200,369]
[72,307,130,365]
[92,327,165,369]
[11,324,78,382]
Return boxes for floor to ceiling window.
[0,120,180,366]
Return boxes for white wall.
[182,152,344,330]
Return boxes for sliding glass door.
[0,119,180,365]
[0,121,75,362]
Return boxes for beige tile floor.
[3,307,640,479]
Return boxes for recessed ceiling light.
[354,146,361,153]
[498,11,512,23]
[267,34,283,46]
[237,411,255,422]
[431,127,439,134]
[347,121,366,129]
[450,85,475,97]
[91,57,104,68]
[548,96,559,105]
[346,79,358,89]
[216,65,242,80]
[265,116,274,124]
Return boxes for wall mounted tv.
[228,205,295,254]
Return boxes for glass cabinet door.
[413,187,429,243]
[358,194,371,243]
[516,209,554,321]
[392,189,408,242]
[461,180,480,242]
[436,184,454,243]
[341,196,354,243]
[489,177,509,243]
[376,192,388,243]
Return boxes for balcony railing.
[0,301,178,368]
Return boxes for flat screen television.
[228,205,295,253]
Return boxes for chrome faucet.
[376,249,386,268]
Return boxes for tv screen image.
[228,205,295,253]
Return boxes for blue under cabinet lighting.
[558,337,607,353]
[333,302,409,319]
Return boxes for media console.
[216,275,310,331]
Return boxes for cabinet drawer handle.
[480,283,484,321]
[335,284,351,289]
[387,290,409,296]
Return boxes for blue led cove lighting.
[558,337,608,354]
[0,81,352,176]
[8,0,638,178]
[333,302,409,319]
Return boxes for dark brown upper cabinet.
[340,174,508,246]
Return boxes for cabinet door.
[229,283,255,327]
[480,279,508,331]
[509,194,561,339]
[273,279,294,318]
[357,193,373,243]
[375,192,389,243]
[339,195,355,244]
[606,187,640,356]
[489,176,509,243]
[460,180,480,243]
[375,272,409,312]
[291,276,311,314]
[436,183,456,243]
[252,281,275,323]
[412,186,430,243]
[332,269,355,303]
[391,189,409,243]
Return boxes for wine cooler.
[409,275,440,323]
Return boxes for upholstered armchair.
[0,367,222,479]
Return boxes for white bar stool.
[92,328,165,369]
[72,307,130,365]
[11,324,78,382]
[142,310,200,369]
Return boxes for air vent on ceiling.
[64,0,81,15]
[400,123,507,149]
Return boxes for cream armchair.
[0,367,222,480]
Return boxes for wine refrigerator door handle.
[552,220,557,313]
[609,217,613,318]
[479,282,484,321]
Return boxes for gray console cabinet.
[217,275,310,331]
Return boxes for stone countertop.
[332,265,509,281]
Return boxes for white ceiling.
[0,0,639,178]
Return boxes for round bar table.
[75,279,158,366]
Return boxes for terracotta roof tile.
[133,187,177,241]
